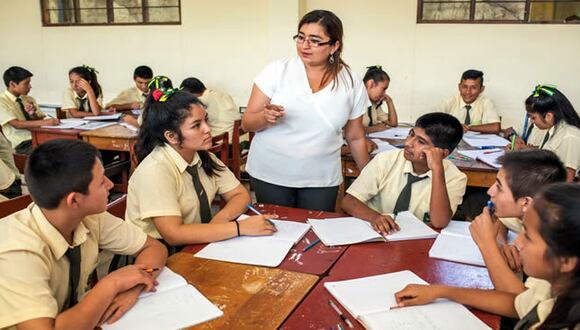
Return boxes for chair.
[55,107,67,119]
[209,132,229,165]
[231,119,254,180]
[0,194,32,218]
[106,194,127,219]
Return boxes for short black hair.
[25,139,101,209]
[3,66,33,87]
[134,65,153,79]
[461,69,484,86]
[415,112,463,152]
[498,149,566,200]
[180,77,206,94]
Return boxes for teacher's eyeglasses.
[293,34,334,48]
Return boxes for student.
[126,88,276,254]
[362,65,398,133]
[106,65,153,111]
[0,131,21,199]
[513,85,580,182]
[0,139,167,329]
[131,75,174,128]
[0,66,58,154]
[469,150,566,295]
[180,77,241,141]
[435,69,501,134]
[342,112,467,230]
[395,183,580,330]
[61,65,105,118]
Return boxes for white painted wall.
[1,0,579,128]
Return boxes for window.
[418,0,580,23]
[41,0,181,26]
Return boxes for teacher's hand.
[264,103,285,125]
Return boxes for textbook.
[457,149,504,168]
[102,267,222,330]
[324,270,490,330]
[307,211,438,247]
[429,220,517,266]
[194,215,311,267]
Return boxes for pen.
[329,300,354,329]
[302,238,321,252]
[487,200,495,217]
[144,268,160,273]
[510,135,516,151]
[246,204,276,227]
[479,146,496,150]
[483,150,502,155]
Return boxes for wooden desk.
[79,124,137,152]
[182,204,348,276]
[282,239,500,329]
[167,252,318,329]
[30,127,82,146]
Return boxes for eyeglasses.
[292,34,334,48]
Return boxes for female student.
[395,183,580,330]
[362,65,398,133]
[61,65,105,118]
[514,85,580,181]
[126,88,276,254]
[242,9,370,212]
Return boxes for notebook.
[41,118,88,129]
[368,127,411,139]
[324,271,490,330]
[370,139,399,155]
[462,134,510,148]
[429,220,517,266]
[307,211,438,247]
[194,215,311,267]
[457,149,504,168]
[102,267,222,330]
[84,113,123,120]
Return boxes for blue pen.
[246,204,276,227]
[480,146,496,150]
[487,200,495,217]
[302,238,321,252]
[522,115,529,142]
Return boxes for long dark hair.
[525,86,580,129]
[298,10,353,90]
[535,183,580,329]
[135,90,224,176]
[69,65,102,98]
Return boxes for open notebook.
[429,220,517,266]
[457,149,504,169]
[463,134,510,148]
[325,270,490,330]
[368,127,411,139]
[102,267,222,330]
[194,215,310,267]
[307,211,438,247]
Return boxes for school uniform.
[514,277,554,330]
[0,204,147,329]
[540,121,580,172]
[105,86,147,108]
[126,144,239,239]
[61,88,103,114]
[346,149,467,221]
[362,102,389,127]
[0,133,19,200]
[435,94,501,126]
[0,90,44,150]
[198,89,240,138]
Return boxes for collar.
[458,94,481,108]
[30,204,90,260]
[547,120,564,138]
[73,90,88,100]
[402,155,432,178]
[4,90,18,102]
[160,144,201,174]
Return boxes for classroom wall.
[1,0,579,128]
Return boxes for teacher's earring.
[328,53,335,64]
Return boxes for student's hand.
[239,214,278,236]
[469,207,499,247]
[263,104,285,125]
[366,123,388,133]
[366,139,378,153]
[462,124,470,132]
[370,213,399,235]
[45,118,60,126]
[24,103,36,116]
[78,79,94,94]
[130,101,143,109]
[503,127,516,139]
[423,147,446,172]
[99,285,142,325]
[382,94,393,104]
[104,264,158,294]
[509,136,528,151]
[394,284,441,307]
[499,244,522,272]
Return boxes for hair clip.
[82,65,99,74]
[366,65,382,71]
[148,75,170,90]
[152,87,178,102]
[532,84,557,97]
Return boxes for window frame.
[417,0,580,24]
[40,0,182,26]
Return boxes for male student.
[435,69,501,134]
[342,112,467,231]
[0,66,59,154]
[0,131,21,200]
[469,149,566,294]
[0,139,167,329]
[106,65,153,111]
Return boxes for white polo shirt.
[246,57,369,187]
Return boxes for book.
[41,118,88,129]
[324,270,490,330]
[462,134,510,148]
[307,211,438,247]
[102,267,222,330]
[429,220,517,266]
[457,149,504,168]
[368,127,411,139]
[194,215,311,267]
[83,113,123,121]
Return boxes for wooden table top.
[79,124,138,139]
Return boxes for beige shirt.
[0,204,146,329]
[541,121,580,172]
[362,102,389,127]
[515,277,555,330]
[126,144,240,239]
[347,149,467,220]
[0,133,17,193]
[61,88,103,114]
[0,90,45,148]
[526,125,548,147]
[106,86,147,108]
[435,94,501,125]
[499,217,522,233]
[198,89,240,138]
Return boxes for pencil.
[144,268,160,273]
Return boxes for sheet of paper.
[368,127,411,139]
[429,232,485,266]
[139,267,187,298]
[384,211,438,241]
[194,236,294,267]
[41,119,88,129]
[75,121,116,130]
[371,139,399,155]
[458,149,504,168]
[307,217,384,246]
[462,134,510,148]
[83,113,123,120]
[236,214,310,244]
